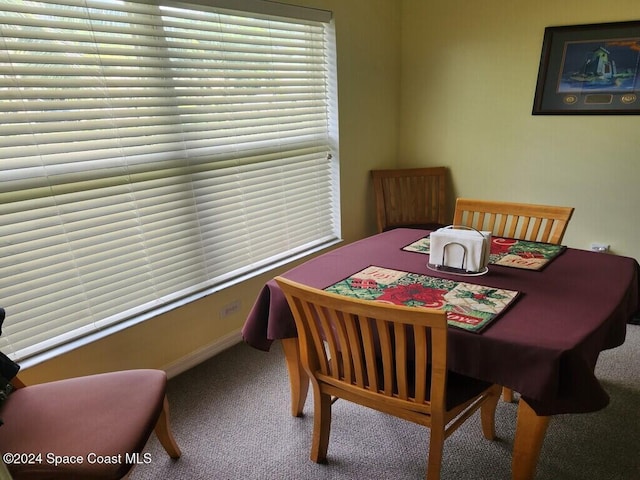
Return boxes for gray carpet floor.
[129,325,640,480]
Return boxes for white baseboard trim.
[163,329,243,379]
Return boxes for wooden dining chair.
[0,370,181,479]
[371,167,449,233]
[453,198,574,245]
[453,197,575,402]
[275,276,501,480]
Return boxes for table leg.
[281,338,309,417]
[512,399,550,480]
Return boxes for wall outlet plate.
[590,243,610,253]
[219,299,242,318]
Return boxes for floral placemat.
[403,235,566,271]
[324,266,519,333]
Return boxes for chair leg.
[426,426,445,480]
[502,386,514,402]
[310,389,332,464]
[154,396,182,459]
[282,338,309,417]
[481,385,501,440]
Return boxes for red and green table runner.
[324,265,519,333]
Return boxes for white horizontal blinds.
[0,0,339,361]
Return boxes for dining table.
[241,228,639,480]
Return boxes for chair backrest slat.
[345,319,365,388]
[359,316,380,393]
[413,325,429,405]
[394,322,409,400]
[453,198,574,245]
[297,298,330,376]
[376,318,394,396]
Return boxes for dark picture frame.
[533,21,640,114]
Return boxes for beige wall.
[400,0,640,259]
[20,0,401,384]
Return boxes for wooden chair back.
[371,167,448,233]
[275,276,500,479]
[453,198,574,244]
[278,276,449,416]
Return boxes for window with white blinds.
[0,0,340,364]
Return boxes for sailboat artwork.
[560,40,640,92]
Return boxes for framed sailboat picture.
[533,21,640,114]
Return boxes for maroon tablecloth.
[242,229,640,416]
